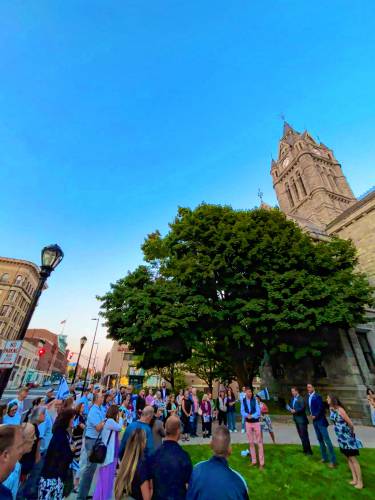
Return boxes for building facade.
[271,123,375,421]
[8,340,43,389]
[0,257,40,350]
[25,329,68,382]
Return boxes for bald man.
[119,405,155,460]
[187,426,248,500]
[151,416,192,500]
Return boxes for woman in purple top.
[200,394,212,438]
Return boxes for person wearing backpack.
[94,405,124,500]
[241,387,264,468]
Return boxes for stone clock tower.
[271,122,356,228]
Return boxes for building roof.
[326,188,375,230]
[26,328,58,345]
[0,256,40,275]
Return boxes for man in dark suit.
[159,381,169,402]
[306,383,337,467]
[289,387,312,455]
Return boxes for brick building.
[26,329,68,381]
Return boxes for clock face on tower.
[283,157,290,167]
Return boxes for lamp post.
[0,244,64,399]
[91,342,99,383]
[72,336,87,384]
[81,318,99,395]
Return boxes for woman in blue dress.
[327,395,363,490]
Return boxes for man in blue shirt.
[77,393,106,500]
[187,425,248,500]
[152,415,192,499]
[119,405,154,460]
[240,386,264,468]
[307,383,336,467]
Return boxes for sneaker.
[234,429,238,432]
[241,429,245,434]
[229,429,233,433]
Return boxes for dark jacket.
[308,393,328,427]
[41,427,74,481]
[290,395,309,425]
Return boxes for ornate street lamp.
[72,336,87,384]
[0,244,64,399]
[81,318,99,395]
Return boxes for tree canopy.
[98,204,373,386]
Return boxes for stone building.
[0,257,40,350]
[270,123,375,421]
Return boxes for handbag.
[89,428,113,464]
[197,407,203,416]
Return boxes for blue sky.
[1,1,374,365]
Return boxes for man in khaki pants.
[241,387,264,468]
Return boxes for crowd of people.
[0,380,370,499]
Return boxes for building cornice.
[326,189,375,231]
[0,256,40,275]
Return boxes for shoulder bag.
[89,426,113,464]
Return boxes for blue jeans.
[191,413,198,435]
[313,420,336,464]
[77,437,98,499]
[241,414,245,430]
[227,411,236,431]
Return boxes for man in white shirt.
[9,387,29,423]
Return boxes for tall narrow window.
[15,275,23,285]
[0,273,9,283]
[297,173,307,196]
[285,183,294,207]
[291,179,300,200]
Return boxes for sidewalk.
[182,420,375,448]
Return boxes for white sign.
[0,340,22,369]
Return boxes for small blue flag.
[56,377,70,400]
[257,387,270,400]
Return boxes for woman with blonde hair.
[115,428,152,500]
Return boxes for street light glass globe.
[80,336,88,348]
[41,244,64,270]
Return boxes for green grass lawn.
[184,444,375,499]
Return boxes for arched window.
[291,178,300,200]
[0,273,9,283]
[15,275,23,285]
[285,183,294,207]
[297,172,307,196]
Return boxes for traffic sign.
[0,340,22,369]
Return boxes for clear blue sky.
[1,1,374,365]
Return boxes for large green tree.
[98,205,373,387]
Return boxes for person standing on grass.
[145,388,155,407]
[136,389,147,420]
[227,387,237,432]
[256,395,275,444]
[307,383,336,468]
[241,387,264,468]
[288,387,312,455]
[328,395,363,490]
[151,416,192,500]
[366,388,375,425]
[190,388,199,437]
[187,425,248,500]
